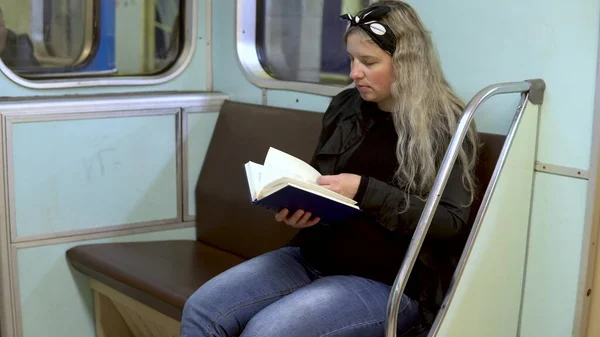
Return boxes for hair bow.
[340,5,396,54]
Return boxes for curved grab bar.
[384,79,546,337]
[426,92,530,337]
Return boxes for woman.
[181,1,478,336]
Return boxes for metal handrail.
[384,79,546,337]
[426,91,530,337]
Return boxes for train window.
[0,0,184,80]
[255,0,370,86]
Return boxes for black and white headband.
[340,6,396,55]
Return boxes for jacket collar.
[337,91,377,130]
[317,92,378,157]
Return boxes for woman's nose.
[349,65,364,80]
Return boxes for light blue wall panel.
[187,112,219,216]
[11,114,178,237]
[212,0,262,104]
[406,0,600,170]
[266,90,332,112]
[471,94,523,136]
[520,173,588,337]
[0,1,209,97]
[17,227,195,337]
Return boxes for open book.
[245,147,361,223]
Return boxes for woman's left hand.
[317,173,361,199]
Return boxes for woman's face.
[347,32,394,111]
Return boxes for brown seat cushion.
[66,240,245,320]
[469,132,506,225]
[194,100,324,260]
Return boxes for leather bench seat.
[67,240,245,320]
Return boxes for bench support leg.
[94,290,134,337]
[90,279,181,337]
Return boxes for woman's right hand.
[275,209,320,228]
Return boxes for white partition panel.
[433,102,540,336]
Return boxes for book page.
[244,161,263,200]
[259,165,304,189]
[264,147,321,183]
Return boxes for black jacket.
[291,88,472,327]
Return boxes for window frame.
[33,0,97,68]
[236,0,352,97]
[0,0,196,89]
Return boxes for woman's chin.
[358,92,376,102]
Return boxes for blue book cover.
[245,148,362,224]
[252,183,361,223]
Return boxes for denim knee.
[180,247,314,337]
[181,291,217,337]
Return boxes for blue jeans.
[181,247,420,337]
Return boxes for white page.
[244,161,263,200]
[258,164,307,190]
[264,147,322,182]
